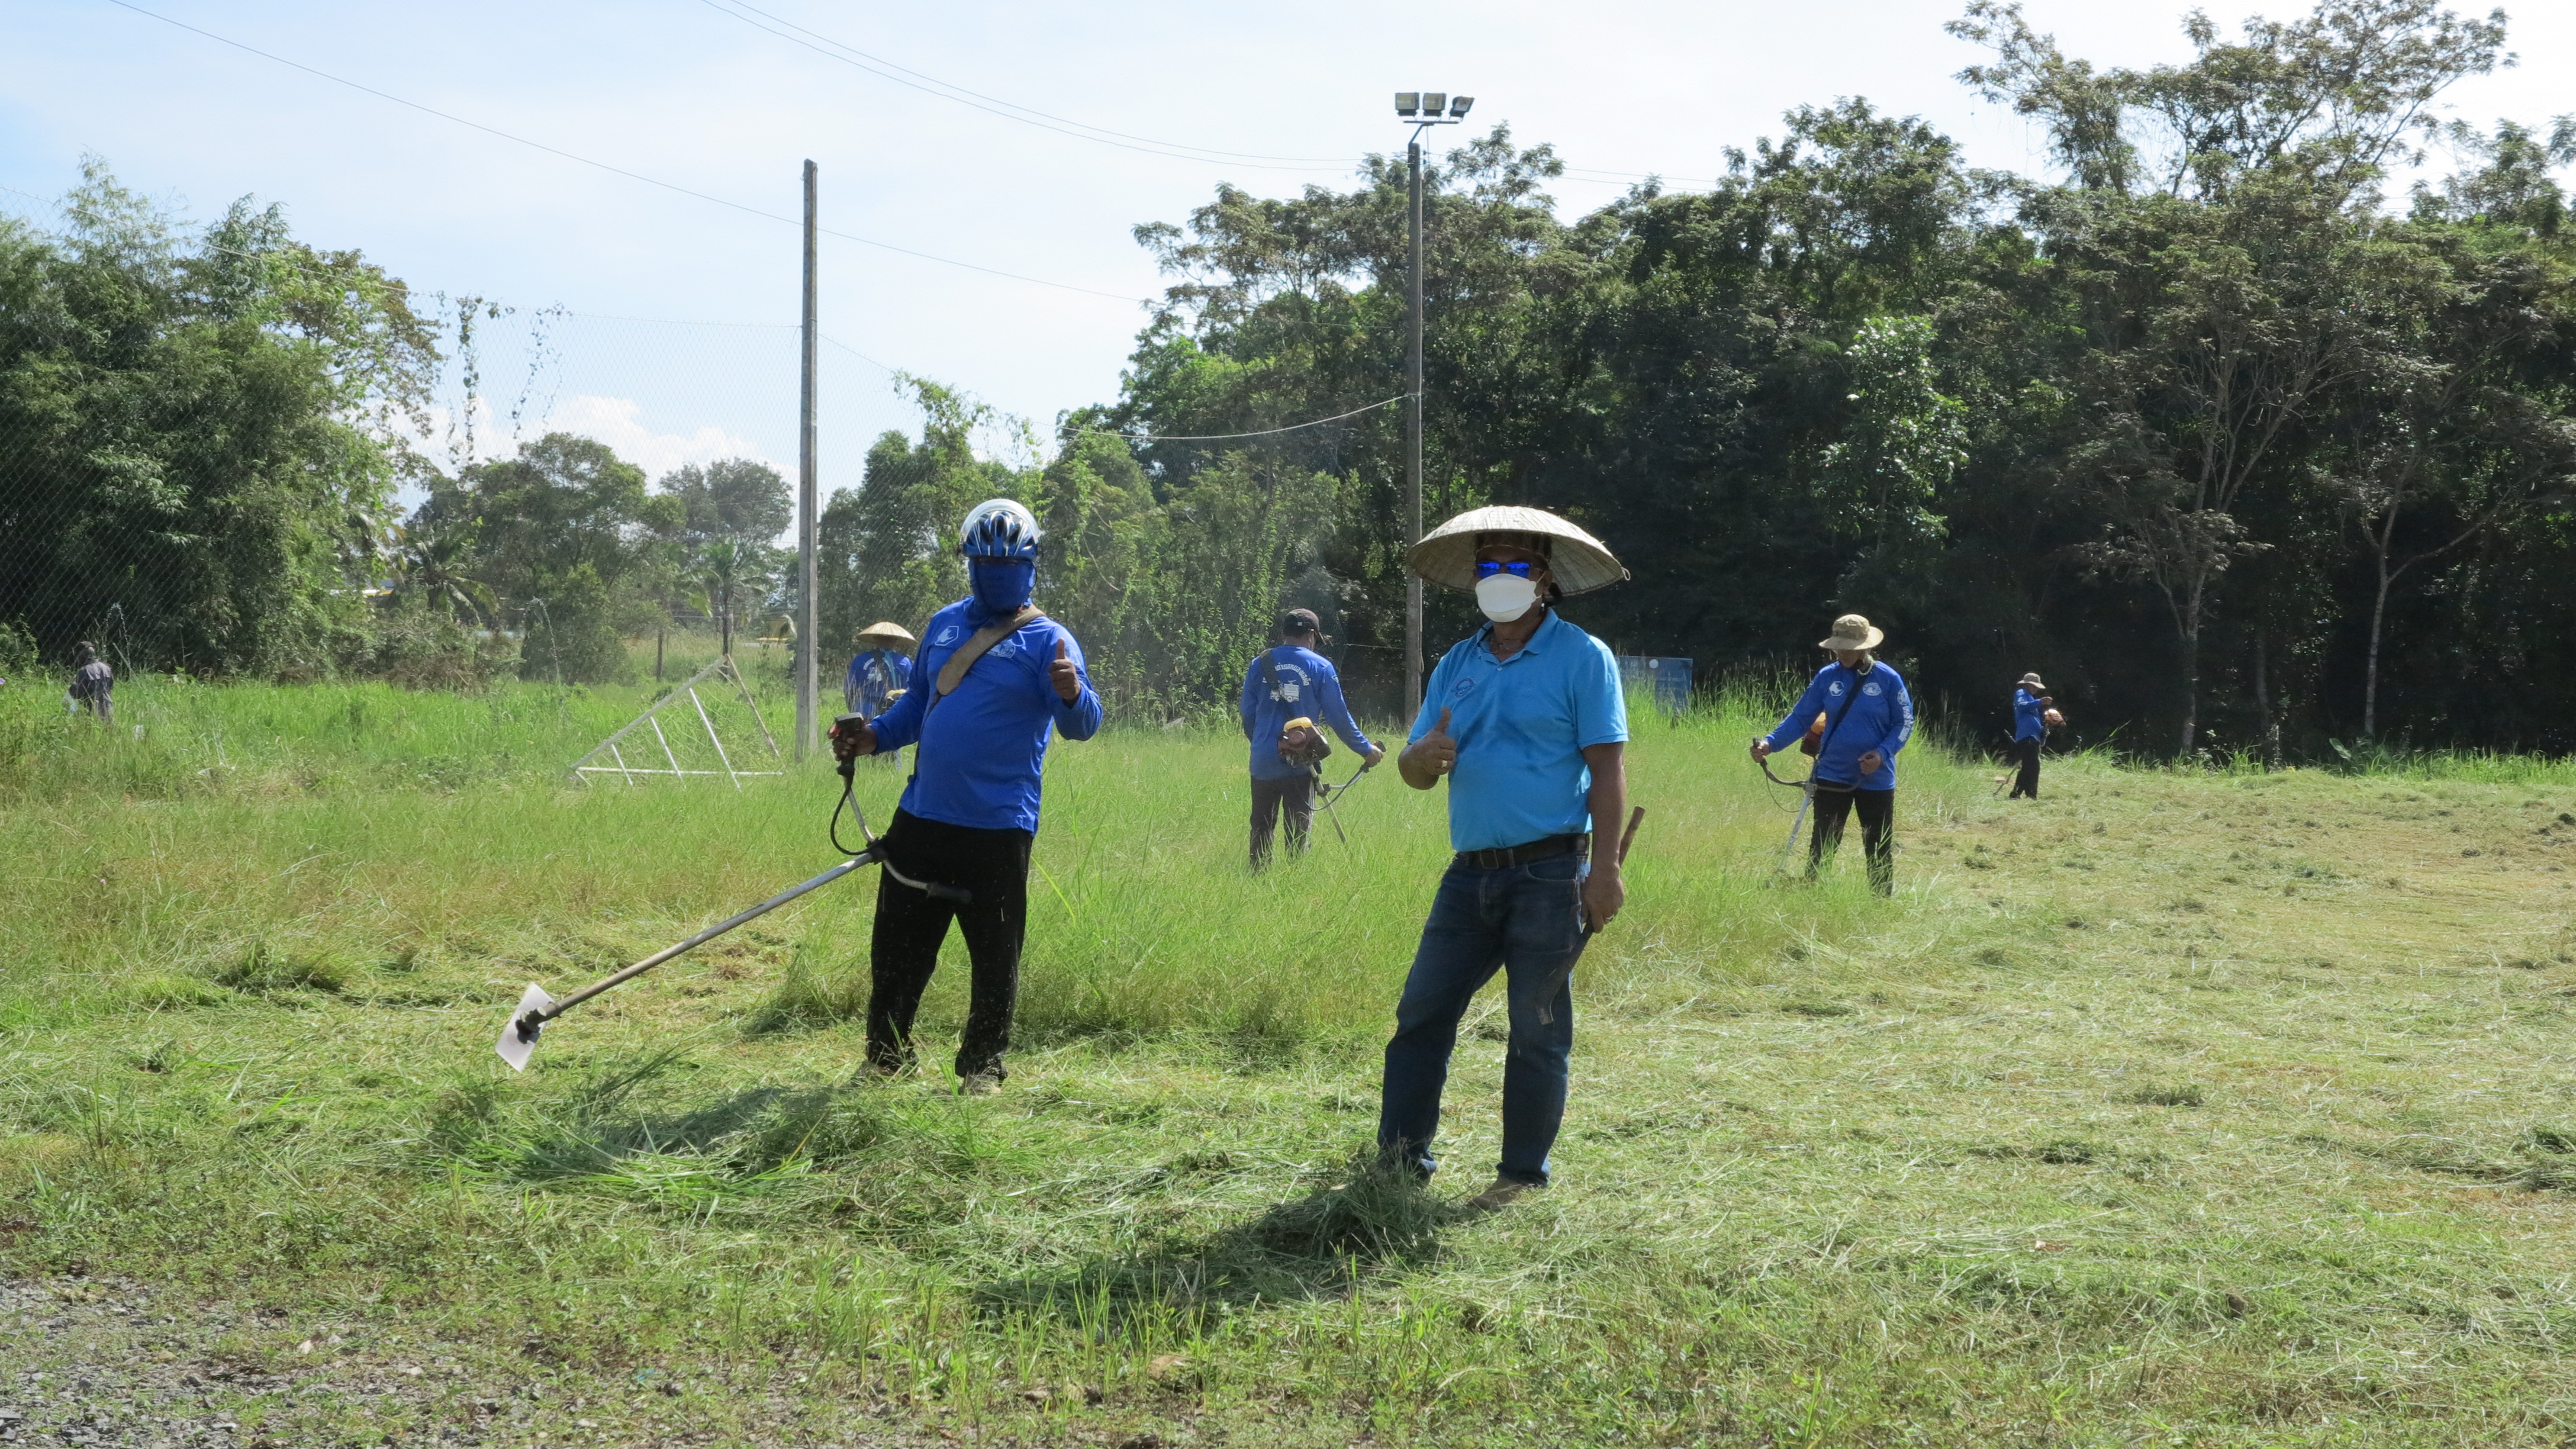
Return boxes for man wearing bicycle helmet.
[830,498,1102,1094]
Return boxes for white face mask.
[1475,572,1541,623]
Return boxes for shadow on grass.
[973,1152,1464,1331]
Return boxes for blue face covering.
[967,558,1035,618]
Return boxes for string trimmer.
[1310,758,1374,844]
[495,714,966,1070]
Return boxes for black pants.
[1809,787,1895,896]
[1248,772,1315,868]
[2009,736,2042,798]
[865,809,1032,1080]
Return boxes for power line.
[697,0,1726,187]
[97,0,1153,305]
[698,0,1355,173]
[1078,394,1408,442]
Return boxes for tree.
[816,377,1026,651]
[0,162,437,674]
[385,516,496,624]
[2331,237,2576,737]
[659,458,791,546]
[1950,0,2510,203]
[1818,313,1967,603]
[698,536,767,659]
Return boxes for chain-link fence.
[0,181,920,695]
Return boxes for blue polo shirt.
[1761,660,1914,790]
[864,599,1103,832]
[1408,610,1628,852]
[1239,644,1373,781]
[2013,688,2047,742]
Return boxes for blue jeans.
[1377,852,1585,1186]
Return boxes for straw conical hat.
[853,620,916,651]
[1406,505,1628,595]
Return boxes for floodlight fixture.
[1422,92,1447,117]
[1395,92,1420,117]
[1450,95,1474,117]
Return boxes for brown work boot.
[1466,1176,1543,1212]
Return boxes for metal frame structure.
[565,655,783,790]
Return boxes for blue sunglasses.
[1473,559,1536,579]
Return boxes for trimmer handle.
[832,711,865,781]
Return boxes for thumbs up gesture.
[1048,636,1081,702]
[1401,706,1458,789]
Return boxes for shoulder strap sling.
[1261,647,1284,698]
[1809,665,1872,792]
[932,604,1045,703]
[901,604,1049,797]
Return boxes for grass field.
[6,661,2576,1447]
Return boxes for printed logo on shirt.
[934,625,962,646]
[1828,681,1847,695]
[989,638,1023,660]
[1450,674,1480,698]
[1863,682,1882,697]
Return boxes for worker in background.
[830,499,1102,1096]
[1750,614,1912,896]
[1239,607,1381,869]
[2010,672,2060,800]
[843,622,916,723]
[67,641,113,726]
[1381,505,1630,1212]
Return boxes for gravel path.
[0,1278,984,1448]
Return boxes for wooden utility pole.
[796,160,819,762]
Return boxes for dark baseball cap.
[1278,608,1321,636]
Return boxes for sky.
[6,0,2573,495]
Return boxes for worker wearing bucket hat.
[843,621,917,724]
[2009,672,2058,800]
[1379,505,1630,1210]
[1750,614,1914,895]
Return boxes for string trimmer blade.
[494,983,555,1072]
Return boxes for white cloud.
[388,395,780,517]
[540,395,776,481]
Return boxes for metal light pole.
[1393,91,1471,719]
[796,160,819,764]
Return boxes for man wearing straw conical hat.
[1750,614,1914,895]
[843,621,916,723]
[1379,505,1630,1211]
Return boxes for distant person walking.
[67,642,113,726]
[843,622,916,722]
[2009,672,2060,800]
[1750,614,1913,896]
[1380,505,1630,1211]
[1239,608,1380,869]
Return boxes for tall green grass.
[0,674,1940,1048]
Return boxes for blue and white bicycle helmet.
[958,498,1041,560]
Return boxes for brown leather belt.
[1455,833,1589,871]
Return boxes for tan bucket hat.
[1406,505,1628,595]
[853,620,917,652]
[1818,613,1885,651]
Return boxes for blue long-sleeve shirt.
[1762,660,1914,790]
[843,649,913,719]
[863,599,1102,832]
[2012,687,2047,742]
[1238,645,1374,780]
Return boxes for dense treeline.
[0,163,437,677]
[8,1,2574,760]
[1036,0,2576,755]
